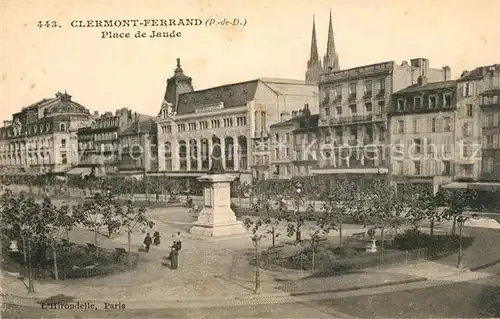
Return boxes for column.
[208,138,213,168]
[186,141,191,171]
[172,140,180,171]
[220,137,226,169]
[233,136,239,171]
[197,139,202,171]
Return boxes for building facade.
[478,65,500,183]
[156,59,319,183]
[0,92,92,175]
[310,58,449,187]
[268,105,319,179]
[389,78,457,193]
[305,11,340,84]
[454,65,500,184]
[118,118,158,173]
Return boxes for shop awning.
[441,182,470,189]
[66,167,92,176]
[468,182,500,192]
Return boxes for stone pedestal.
[189,174,247,237]
[366,239,377,253]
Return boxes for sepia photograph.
[1,0,499,318]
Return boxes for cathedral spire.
[323,9,340,72]
[305,15,322,83]
[309,15,319,64]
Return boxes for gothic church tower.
[305,10,340,83]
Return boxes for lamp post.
[252,233,263,294]
[457,215,468,269]
[295,182,303,243]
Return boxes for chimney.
[460,70,469,78]
[442,66,451,81]
[417,76,428,86]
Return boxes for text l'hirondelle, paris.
[70,19,203,28]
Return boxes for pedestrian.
[143,233,152,252]
[153,231,160,246]
[174,231,182,251]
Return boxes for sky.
[1,0,499,123]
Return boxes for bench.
[114,248,127,261]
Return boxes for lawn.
[1,240,139,281]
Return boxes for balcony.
[376,89,386,98]
[334,95,342,104]
[325,114,386,126]
[348,93,357,102]
[363,91,373,100]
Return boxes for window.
[378,100,386,113]
[59,123,66,131]
[486,135,493,148]
[211,120,220,128]
[413,161,421,175]
[200,121,208,129]
[413,138,422,154]
[286,147,290,158]
[285,133,290,142]
[444,117,451,132]
[324,107,330,117]
[443,94,452,106]
[336,106,342,115]
[397,120,405,134]
[274,133,279,142]
[429,95,437,108]
[442,160,451,175]
[61,153,67,164]
[61,139,66,147]
[223,118,233,127]
[349,83,356,95]
[466,104,473,117]
[483,157,494,173]
[463,123,472,137]
[335,86,342,98]
[486,114,494,127]
[397,99,405,111]
[274,148,280,159]
[328,89,335,102]
[414,96,422,108]
[236,117,247,126]
[464,82,474,97]
[462,143,472,157]
[364,80,372,96]
[412,119,418,133]
[431,118,437,132]
[349,104,357,115]
[378,78,386,94]
[177,123,186,132]
[335,128,343,144]
[188,122,197,131]
[365,102,372,112]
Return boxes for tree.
[42,200,77,280]
[440,188,476,236]
[318,180,360,249]
[407,186,442,236]
[285,181,316,243]
[363,180,405,255]
[72,193,110,255]
[114,200,153,266]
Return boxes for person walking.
[143,233,152,253]
[153,231,161,246]
[174,231,182,251]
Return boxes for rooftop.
[394,80,457,94]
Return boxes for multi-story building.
[118,118,157,173]
[0,91,92,175]
[453,65,500,185]
[466,64,500,194]
[305,11,340,84]
[268,105,319,179]
[389,77,456,194]
[310,58,450,188]
[72,108,146,177]
[156,59,318,184]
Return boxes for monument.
[189,137,248,237]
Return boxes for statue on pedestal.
[209,136,224,174]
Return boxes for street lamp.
[457,215,468,269]
[20,225,35,293]
[295,182,303,243]
[251,233,263,294]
